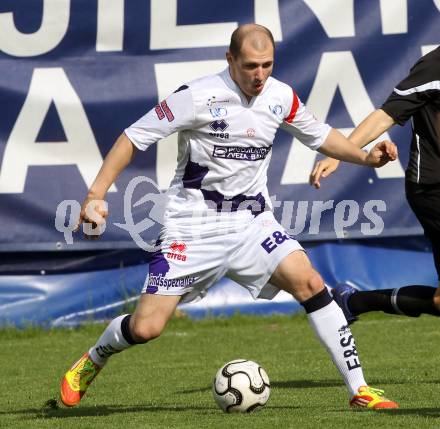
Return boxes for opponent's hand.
[309,157,340,189]
[365,140,398,168]
[74,196,108,240]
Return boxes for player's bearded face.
[228,43,274,100]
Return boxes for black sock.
[300,288,333,313]
[348,285,439,317]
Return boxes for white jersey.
[125,68,331,230]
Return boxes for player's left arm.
[318,128,398,168]
[310,109,396,188]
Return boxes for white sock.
[307,300,366,396]
[89,314,133,367]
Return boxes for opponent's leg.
[334,232,440,322]
[335,284,440,321]
[60,294,180,406]
[270,251,398,409]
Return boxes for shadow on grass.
[3,402,300,419]
[176,378,440,394]
[178,380,344,394]
[2,404,218,419]
[271,379,344,389]
[177,378,426,394]
[6,404,440,419]
[178,378,417,394]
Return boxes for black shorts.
[406,180,440,278]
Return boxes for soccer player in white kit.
[61,24,398,410]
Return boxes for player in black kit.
[310,47,440,324]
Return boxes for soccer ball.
[212,359,270,413]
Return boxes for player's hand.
[309,157,340,189]
[365,140,398,168]
[74,196,108,240]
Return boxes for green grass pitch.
[1,312,440,428]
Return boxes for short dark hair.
[229,24,275,58]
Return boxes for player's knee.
[131,319,166,342]
[295,270,324,302]
[306,270,324,296]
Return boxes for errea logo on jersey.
[209,120,229,139]
[210,120,229,131]
[209,132,229,139]
[167,241,187,261]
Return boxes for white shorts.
[142,211,303,303]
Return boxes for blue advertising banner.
[1,238,436,327]
[0,0,439,251]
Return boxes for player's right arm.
[76,85,196,236]
[310,109,395,188]
[76,132,135,234]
